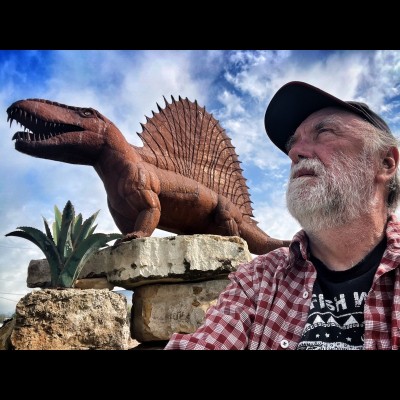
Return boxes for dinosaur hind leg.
[214,195,242,236]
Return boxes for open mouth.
[292,168,317,179]
[7,104,84,143]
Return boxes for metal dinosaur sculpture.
[6,96,290,255]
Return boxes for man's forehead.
[296,106,364,130]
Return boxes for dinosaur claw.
[113,233,142,247]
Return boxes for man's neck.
[306,212,389,272]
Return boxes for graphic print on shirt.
[296,286,368,350]
[296,237,385,350]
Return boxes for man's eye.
[286,136,297,152]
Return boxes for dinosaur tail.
[240,222,291,255]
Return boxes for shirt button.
[280,339,289,349]
[302,291,309,299]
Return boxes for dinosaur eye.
[81,109,94,117]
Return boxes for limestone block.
[27,259,51,288]
[11,289,131,350]
[74,277,114,290]
[0,317,16,350]
[131,279,230,342]
[27,235,252,290]
[107,235,251,288]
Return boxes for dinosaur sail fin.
[137,96,254,219]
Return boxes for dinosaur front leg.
[117,184,162,241]
[121,165,162,241]
[107,164,162,243]
[125,205,161,240]
[110,192,161,245]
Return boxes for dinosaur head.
[7,99,113,165]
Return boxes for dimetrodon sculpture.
[7,96,290,255]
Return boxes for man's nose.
[288,136,314,163]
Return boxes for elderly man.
[164,81,400,350]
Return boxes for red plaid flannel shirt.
[165,214,400,350]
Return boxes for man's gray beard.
[286,153,376,233]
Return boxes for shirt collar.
[385,213,400,252]
[287,229,309,269]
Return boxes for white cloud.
[224,50,292,100]
[217,90,245,118]
[256,203,300,242]
[250,176,300,242]
[225,50,368,104]
[355,50,400,130]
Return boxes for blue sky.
[1,50,400,315]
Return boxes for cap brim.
[264,81,360,154]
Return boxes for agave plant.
[6,200,122,288]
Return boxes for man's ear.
[377,146,399,182]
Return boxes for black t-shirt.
[297,237,386,350]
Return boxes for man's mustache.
[290,159,325,179]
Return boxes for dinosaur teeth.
[8,106,83,142]
[12,130,58,142]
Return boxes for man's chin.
[288,179,318,193]
[291,214,334,233]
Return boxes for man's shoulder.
[239,247,291,274]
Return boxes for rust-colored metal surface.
[7,96,290,254]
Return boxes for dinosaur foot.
[113,232,146,246]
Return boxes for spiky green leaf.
[60,232,122,287]
[72,210,100,246]
[64,224,74,259]
[43,217,54,242]
[5,226,62,286]
[86,224,97,238]
[53,205,62,244]
[71,213,83,247]
[52,221,58,245]
[54,205,62,226]
[57,201,75,259]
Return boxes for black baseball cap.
[264,81,392,154]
